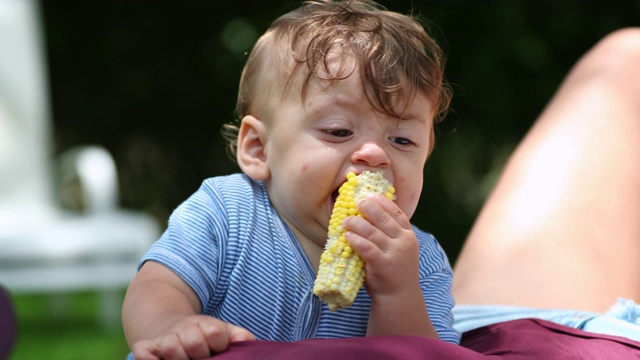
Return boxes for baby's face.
[262,72,434,248]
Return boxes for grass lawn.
[8,291,130,360]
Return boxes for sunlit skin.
[122,67,439,359]
[453,28,640,313]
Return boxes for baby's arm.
[122,261,255,360]
[344,194,439,339]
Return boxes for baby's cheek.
[400,190,422,219]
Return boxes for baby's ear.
[236,115,270,181]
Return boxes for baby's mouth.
[329,188,339,215]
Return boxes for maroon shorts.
[212,318,640,360]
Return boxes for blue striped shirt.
[140,173,460,344]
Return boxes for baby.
[122,1,459,359]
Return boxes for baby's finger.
[228,323,257,343]
[356,195,403,244]
[360,195,411,237]
[200,320,255,354]
[344,227,383,262]
[368,193,412,230]
[131,340,161,360]
[358,196,402,239]
[156,333,189,360]
[178,324,211,359]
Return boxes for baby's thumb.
[228,324,256,343]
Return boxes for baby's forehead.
[289,64,427,119]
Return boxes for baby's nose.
[351,142,390,168]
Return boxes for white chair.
[0,0,160,328]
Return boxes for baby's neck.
[292,231,324,274]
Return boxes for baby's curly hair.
[222,0,451,159]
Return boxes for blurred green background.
[8,1,640,359]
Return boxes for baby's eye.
[389,136,414,146]
[326,129,353,137]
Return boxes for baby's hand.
[343,194,420,299]
[131,315,256,360]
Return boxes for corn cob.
[313,170,395,311]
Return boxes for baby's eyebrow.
[305,92,360,114]
[391,114,431,132]
[397,112,419,121]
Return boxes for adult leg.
[453,28,640,313]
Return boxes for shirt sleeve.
[139,178,227,310]
[415,228,461,344]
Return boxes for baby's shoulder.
[199,173,266,202]
[196,173,271,219]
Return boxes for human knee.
[593,28,640,72]
[602,28,640,52]
[574,28,640,104]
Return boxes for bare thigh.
[453,28,640,313]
